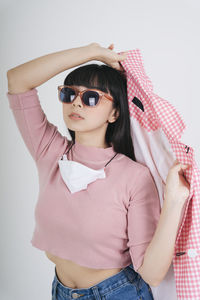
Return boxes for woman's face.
[62,85,119,133]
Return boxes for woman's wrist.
[163,195,186,212]
[86,42,102,61]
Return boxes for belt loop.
[91,286,102,300]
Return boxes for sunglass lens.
[83,91,99,106]
[60,87,76,103]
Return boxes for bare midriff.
[45,251,123,289]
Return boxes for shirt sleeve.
[127,166,161,272]
[6,88,68,163]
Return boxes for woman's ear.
[109,108,120,123]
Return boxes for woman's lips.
[69,114,84,120]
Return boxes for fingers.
[172,160,191,175]
[108,43,114,50]
[111,63,123,71]
[118,52,128,60]
[108,44,128,60]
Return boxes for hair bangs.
[64,64,112,94]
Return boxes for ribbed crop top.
[6,88,161,271]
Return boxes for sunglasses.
[57,85,113,107]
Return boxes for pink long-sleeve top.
[7,88,161,271]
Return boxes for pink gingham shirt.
[119,49,200,300]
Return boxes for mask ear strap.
[104,153,118,167]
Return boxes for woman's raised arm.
[7,42,127,94]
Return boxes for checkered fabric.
[119,49,200,300]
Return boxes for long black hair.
[63,63,136,161]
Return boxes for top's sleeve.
[6,88,68,163]
[127,166,161,272]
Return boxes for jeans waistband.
[52,263,140,299]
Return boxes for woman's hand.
[88,42,128,71]
[163,159,191,207]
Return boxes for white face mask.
[58,142,118,194]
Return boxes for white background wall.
[1,0,200,299]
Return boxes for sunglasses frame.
[57,85,113,107]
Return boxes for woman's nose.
[72,94,83,107]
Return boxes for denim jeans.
[51,263,154,299]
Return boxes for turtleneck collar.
[72,140,117,162]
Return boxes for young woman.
[7,42,190,300]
